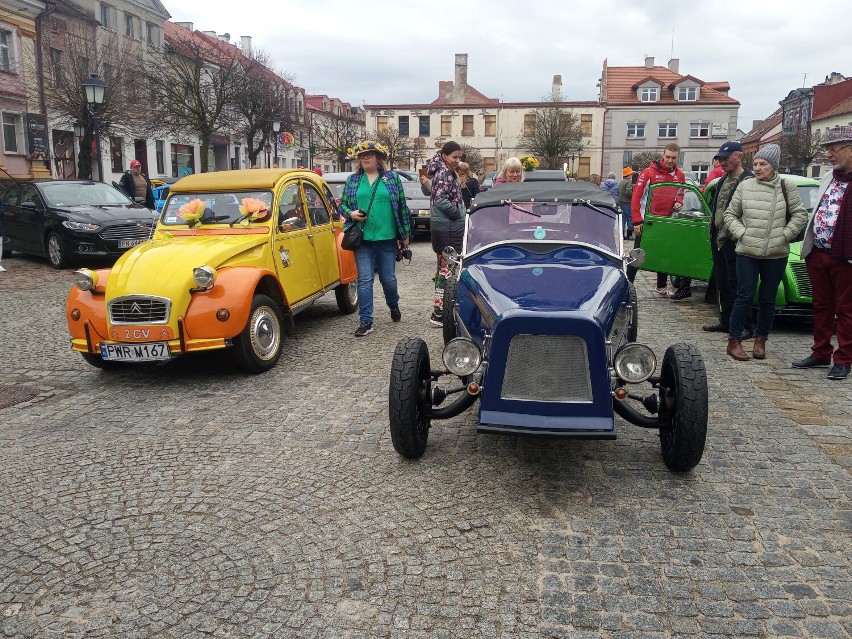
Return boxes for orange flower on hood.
[177,198,206,224]
[238,197,269,226]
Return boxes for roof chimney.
[240,36,252,57]
[174,21,194,31]
[552,74,562,100]
[455,53,468,89]
[667,58,679,73]
[644,56,654,69]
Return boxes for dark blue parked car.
[388,182,708,472]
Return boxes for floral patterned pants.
[432,253,451,318]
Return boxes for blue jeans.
[729,254,787,340]
[620,203,633,234]
[354,239,400,326]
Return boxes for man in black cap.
[703,141,754,337]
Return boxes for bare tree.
[146,29,245,172]
[781,130,823,175]
[518,96,584,169]
[459,144,484,174]
[374,126,416,169]
[629,151,660,172]
[312,116,359,170]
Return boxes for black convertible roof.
[470,181,617,212]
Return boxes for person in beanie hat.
[792,125,852,379]
[722,143,808,361]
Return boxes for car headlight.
[613,343,657,384]
[73,268,98,291]
[193,265,217,289]
[442,338,482,376]
[62,221,100,231]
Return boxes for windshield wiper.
[507,202,541,217]
[573,199,615,218]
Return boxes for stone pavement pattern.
[0,244,850,639]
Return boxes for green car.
[638,174,821,317]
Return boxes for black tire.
[81,352,120,370]
[232,294,283,374]
[335,280,358,314]
[1,240,10,259]
[442,275,458,345]
[658,343,708,472]
[46,231,68,269]
[389,337,432,459]
[627,281,638,343]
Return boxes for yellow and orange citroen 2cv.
[66,169,358,373]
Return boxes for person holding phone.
[339,141,411,337]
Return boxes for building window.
[578,157,591,178]
[155,140,165,174]
[418,115,430,136]
[484,114,496,137]
[484,156,496,172]
[580,114,592,136]
[626,123,645,139]
[146,22,157,46]
[50,48,63,87]
[124,13,134,38]
[440,115,452,137]
[0,29,15,73]
[658,122,677,138]
[100,3,112,29]
[376,115,387,134]
[110,136,123,172]
[639,87,659,102]
[623,151,633,165]
[523,114,536,136]
[79,56,89,81]
[171,144,194,177]
[398,115,409,137]
[462,115,474,136]
[691,163,710,183]
[2,112,24,153]
[677,86,698,101]
[690,121,709,138]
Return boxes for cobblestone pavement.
[0,243,850,639]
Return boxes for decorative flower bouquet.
[177,198,206,227]
[239,197,269,227]
[519,156,540,172]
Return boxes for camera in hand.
[396,246,412,262]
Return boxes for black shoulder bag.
[342,177,381,251]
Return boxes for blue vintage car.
[388,182,708,472]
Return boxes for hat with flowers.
[347,141,389,160]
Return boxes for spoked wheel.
[442,275,458,345]
[658,343,708,472]
[232,294,283,374]
[46,232,68,269]
[627,281,638,343]
[335,281,358,314]
[389,337,432,459]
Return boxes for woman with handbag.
[722,144,808,361]
[419,140,465,326]
[339,141,411,337]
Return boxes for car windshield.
[466,201,620,254]
[797,185,819,212]
[402,182,427,199]
[40,182,132,207]
[160,190,274,226]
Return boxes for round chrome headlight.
[193,265,217,289]
[442,338,482,376]
[73,268,98,291]
[613,343,657,384]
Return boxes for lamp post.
[81,74,106,181]
[272,112,281,168]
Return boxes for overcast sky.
[170,0,850,133]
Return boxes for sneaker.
[354,323,373,337]
[429,313,443,327]
[0,265,5,272]
[390,306,401,322]
[791,355,831,368]
[828,364,851,380]
[654,287,669,297]
[669,287,692,302]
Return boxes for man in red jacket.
[627,143,685,295]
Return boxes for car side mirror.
[624,247,646,267]
[20,201,41,211]
[442,246,460,266]
[278,216,303,232]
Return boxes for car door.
[302,181,339,289]
[639,182,713,281]
[273,181,323,306]
[1,185,22,249]
[13,184,50,254]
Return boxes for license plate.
[118,239,146,248]
[101,341,170,361]
[418,223,428,229]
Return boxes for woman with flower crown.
[338,141,411,337]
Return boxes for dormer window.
[639,87,659,102]
[677,86,698,101]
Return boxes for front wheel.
[658,343,708,472]
[232,294,283,374]
[335,281,358,314]
[46,231,68,269]
[389,338,432,459]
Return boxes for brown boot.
[753,336,766,360]
[727,338,750,361]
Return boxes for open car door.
[639,182,713,281]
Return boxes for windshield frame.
[159,189,275,227]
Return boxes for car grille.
[501,334,593,402]
[108,295,171,324]
[100,222,155,241]
[789,261,811,299]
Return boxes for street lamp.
[72,121,85,138]
[272,112,282,167]
[81,74,106,181]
